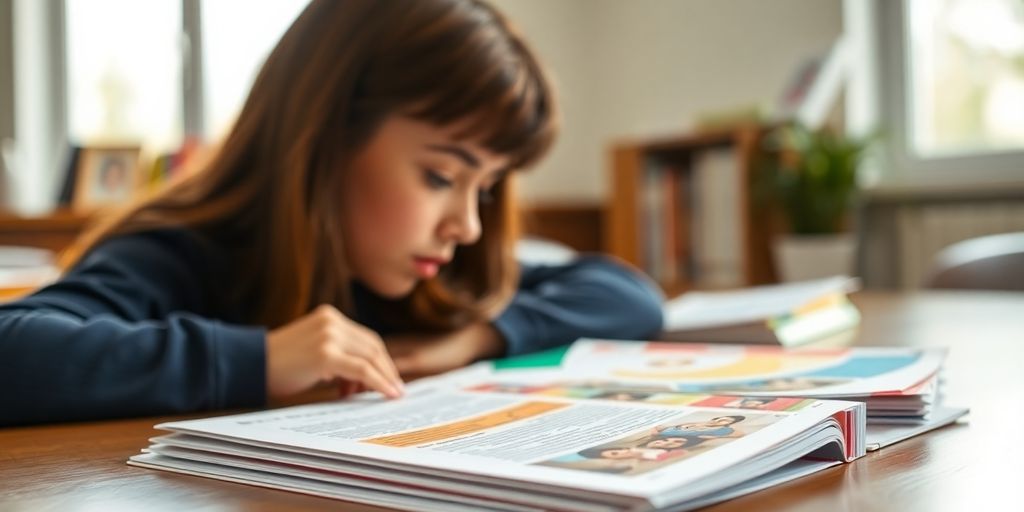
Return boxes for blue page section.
[797,355,920,379]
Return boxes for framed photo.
[71,146,142,212]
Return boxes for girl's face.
[341,116,509,298]
[646,438,687,450]
[601,448,641,460]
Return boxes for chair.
[923,232,1024,291]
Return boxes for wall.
[492,0,844,203]
[0,0,13,141]
[488,0,602,204]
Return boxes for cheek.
[373,192,423,243]
[348,176,434,254]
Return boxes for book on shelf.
[689,147,743,288]
[636,147,744,289]
[488,338,968,452]
[661,275,862,346]
[130,363,867,512]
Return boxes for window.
[864,0,1024,185]
[906,0,1024,158]
[65,0,183,153]
[63,0,309,152]
[201,0,308,139]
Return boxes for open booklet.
[130,373,866,512]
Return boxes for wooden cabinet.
[604,125,779,294]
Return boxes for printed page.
[663,275,859,330]
[556,339,945,398]
[158,386,859,500]
[145,433,617,512]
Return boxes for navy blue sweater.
[0,229,663,426]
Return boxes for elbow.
[590,255,665,340]
[627,278,665,340]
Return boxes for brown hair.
[63,0,558,330]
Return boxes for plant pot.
[773,233,856,282]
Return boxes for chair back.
[924,232,1024,291]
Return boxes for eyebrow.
[426,144,481,169]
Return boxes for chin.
[367,276,418,299]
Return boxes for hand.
[265,305,404,400]
[385,322,506,379]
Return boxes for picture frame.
[71,146,142,212]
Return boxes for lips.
[412,256,449,278]
[414,256,450,266]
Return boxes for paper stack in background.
[0,246,60,302]
[488,339,967,452]
[661,275,861,346]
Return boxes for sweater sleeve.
[492,254,664,356]
[0,230,267,427]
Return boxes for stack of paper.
[485,339,967,452]
[0,246,60,302]
[661,276,861,346]
[130,377,866,511]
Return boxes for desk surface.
[2,291,1022,511]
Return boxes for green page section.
[493,345,570,370]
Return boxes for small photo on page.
[533,411,782,476]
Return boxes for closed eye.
[423,169,453,189]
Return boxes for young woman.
[0,0,662,427]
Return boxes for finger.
[367,348,405,395]
[376,344,405,392]
[340,340,404,392]
[345,329,405,392]
[333,356,402,399]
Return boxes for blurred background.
[0,0,1022,296]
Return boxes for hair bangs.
[393,2,558,170]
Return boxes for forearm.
[0,308,266,427]
[494,255,664,356]
[470,321,507,360]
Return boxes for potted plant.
[756,123,874,282]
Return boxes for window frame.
[3,0,206,212]
[872,0,1024,187]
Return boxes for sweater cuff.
[213,322,267,408]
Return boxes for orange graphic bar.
[364,401,568,448]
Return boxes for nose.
[439,190,482,246]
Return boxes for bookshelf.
[604,124,778,295]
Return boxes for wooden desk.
[2,291,1021,511]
